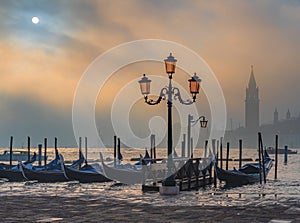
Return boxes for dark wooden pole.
[213,139,218,187]
[27,136,30,162]
[181,134,186,158]
[79,137,82,159]
[113,136,117,163]
[187,114,192,158]
[117,137,121,163]
[150,134,153,160]
[220,137,223,169]
[153,135,156,160]
[38,144,42,165]
[54,137,58,160]
[239,139,242,169]
[78,137,82,169]
[260,134,266,184]
[191,138,193,158]
[212,139,216,157]
[275,135,278,180]
[284,145,288,165]
[204,140,208,157]
[258,133,262,184]
[226,142,230,170]
[85,137,88,166]
[44,138,47,168]
[9,136,13,168]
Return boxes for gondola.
[0,150,46,161]
[100,153,146,185]
[134,149,150,165]
[215,151,273,186]
[62,149,111,183]
[0,153,37,182]
[20,153,85,183]
[62,163,111,183]
[265,146,297,154]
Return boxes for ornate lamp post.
[138,53,202,187]
[187,115,208,157]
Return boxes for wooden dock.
[142,157,213,192]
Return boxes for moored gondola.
[100,153,147,185]
[215,151,273,186]
[20,153,85,183]
[62,164,111,183]
[0,153,37,182]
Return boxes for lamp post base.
[159,185,179,195]
[160,175,179,195]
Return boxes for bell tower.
[274,108,279,124]
[245,65,260,131]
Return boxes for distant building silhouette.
[224,66,300,148]
[286,109,291,120]
[245,65,259,132]
[273,108,279,124]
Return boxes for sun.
[32,17,40,24]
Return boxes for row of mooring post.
[7,136,67,169]
[211,133,283,187]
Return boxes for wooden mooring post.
[79,137,82,159]
[44,138,47,168]
[9,136,13,168]
[150,134,156,161]
[226,142,230,170]
[212,139,217,187]
[275,135,278,180]
[117,137,121,162]
[204,140,208,157]
[78,137,82,168]
[113,135,117,167]
[258,133,262,184]
[284,145,288,165]
[27,136,31,162]
[220,137,223,169]
[54,137,58,157]
[181,134,186,158]
[258,132,266,184]
[85,137,88,166]
[38,144,42,165]
[239,139,243,169]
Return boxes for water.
[0,147,299,207]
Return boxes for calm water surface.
[0,147,299,207]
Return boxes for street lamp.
[189,73,201,102]
[138,53,202,188]
[187,115,208,157]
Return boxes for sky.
[0,0,300,147]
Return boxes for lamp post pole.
[187,114,192,158]
[138,53,202,188]
[187,115,208,158]
[167,78,173,182]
